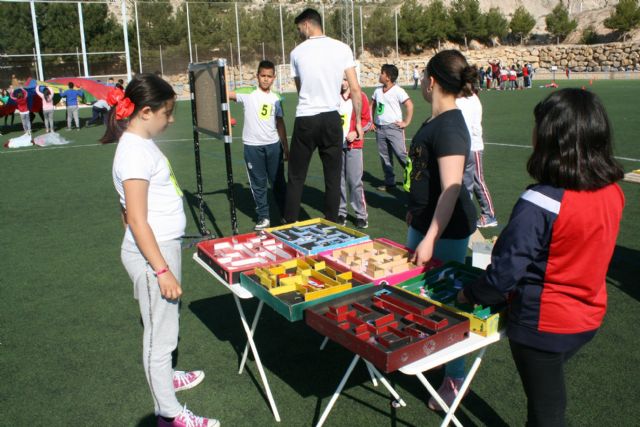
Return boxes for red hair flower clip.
[115,97,135,120]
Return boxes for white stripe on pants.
[121,238,183,418]
[463,150,495,218]
[67,105,80,129]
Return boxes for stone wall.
[166,42,640,93]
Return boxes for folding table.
[193,253,281,422]
[316,331,503,427]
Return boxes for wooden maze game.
[397,262,504,336]
[319,238,442,286]
[266,219,369,255]
[196,233,298,284]
[240,256,373,321]
[306,286,470,373]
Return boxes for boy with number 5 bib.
[230,60,289,231]
[371,64,414,192]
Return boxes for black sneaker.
[337,215,347,226]
[355,218,368,229]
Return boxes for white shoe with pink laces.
[173,370,205,392]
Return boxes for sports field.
[2,80,639,426]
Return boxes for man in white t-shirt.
[284,8,363,223]
[412,65,421,90]
[371,64,413,191]
[230,60,289,231]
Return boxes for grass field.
[2,80,639,426]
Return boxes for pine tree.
[484,7,509,46]
[545,2,578,44]
[604,0,640,42]
[510,6,536,44]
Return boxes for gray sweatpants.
[376,123,407,186]
[43,109,54,131]
[19,112,31,133]
[463,150,496,218]
[121,238,183,418]
[339,147,367,220]
[67,105,80,129]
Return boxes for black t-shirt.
[408,109,477,238]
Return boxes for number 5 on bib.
[259,103,273,120]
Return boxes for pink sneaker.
[173,370,205,392]
[427,376,468,411]
[158,405,220,427]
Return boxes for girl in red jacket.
[461,89,625,426]
[10,88,31,135]
[337,76,372,228]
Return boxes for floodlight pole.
[78,2,89,77]
[235,2,242,86]
[121,0,133,81]
[395,10,399,61]
[186,2,193,63]
[30,0,44,81]
[279,3,285,65]
[134,0,142,73]
[359,6,364,58]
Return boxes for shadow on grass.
[136,413,156,426]
[189,295,509,426]
[608,245,640,302]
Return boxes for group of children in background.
[0,77,126,137]
[480,61,534,90]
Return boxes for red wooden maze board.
[305,285,470,373]
[196,233,298,284]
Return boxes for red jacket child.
[346,92,372,149]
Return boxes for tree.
[450,0,486,49]
[604,0,640,42]
[484,7,509,46]
[510,6,536,44]
[398,0,427,54]
[545,2,578,44]
[423,0,455,49]
[364,6,395,56]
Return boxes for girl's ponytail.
[99,73,175,144]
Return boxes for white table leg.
[366,362,407,407]
[233,295,281,422]
[365,361,379,387]
[319,336,329,350]
[315,354,360,427]
[440,347,487,427]
[239,300,264,374]
[415,372,463,427]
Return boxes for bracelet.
[155,266,170,277]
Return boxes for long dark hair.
[527,88,624,190]
[427,50,477,97]
[100,73,175,144]
[43,87,52,103]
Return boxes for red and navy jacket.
[464,183,624,352]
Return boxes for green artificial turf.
[1,80,639,426]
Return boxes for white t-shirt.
[372,85,410,126]
[413,68,420,79]
[338,94,353,147]
[290,36,356,117]
[235,87,283,146]
[113,131,186,243]
[455,94,484,152]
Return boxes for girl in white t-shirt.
[101,74,219,427]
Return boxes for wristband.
[155,266,169,277]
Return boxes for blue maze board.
[266,219,369,255]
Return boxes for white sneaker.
[254,218,270,231]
